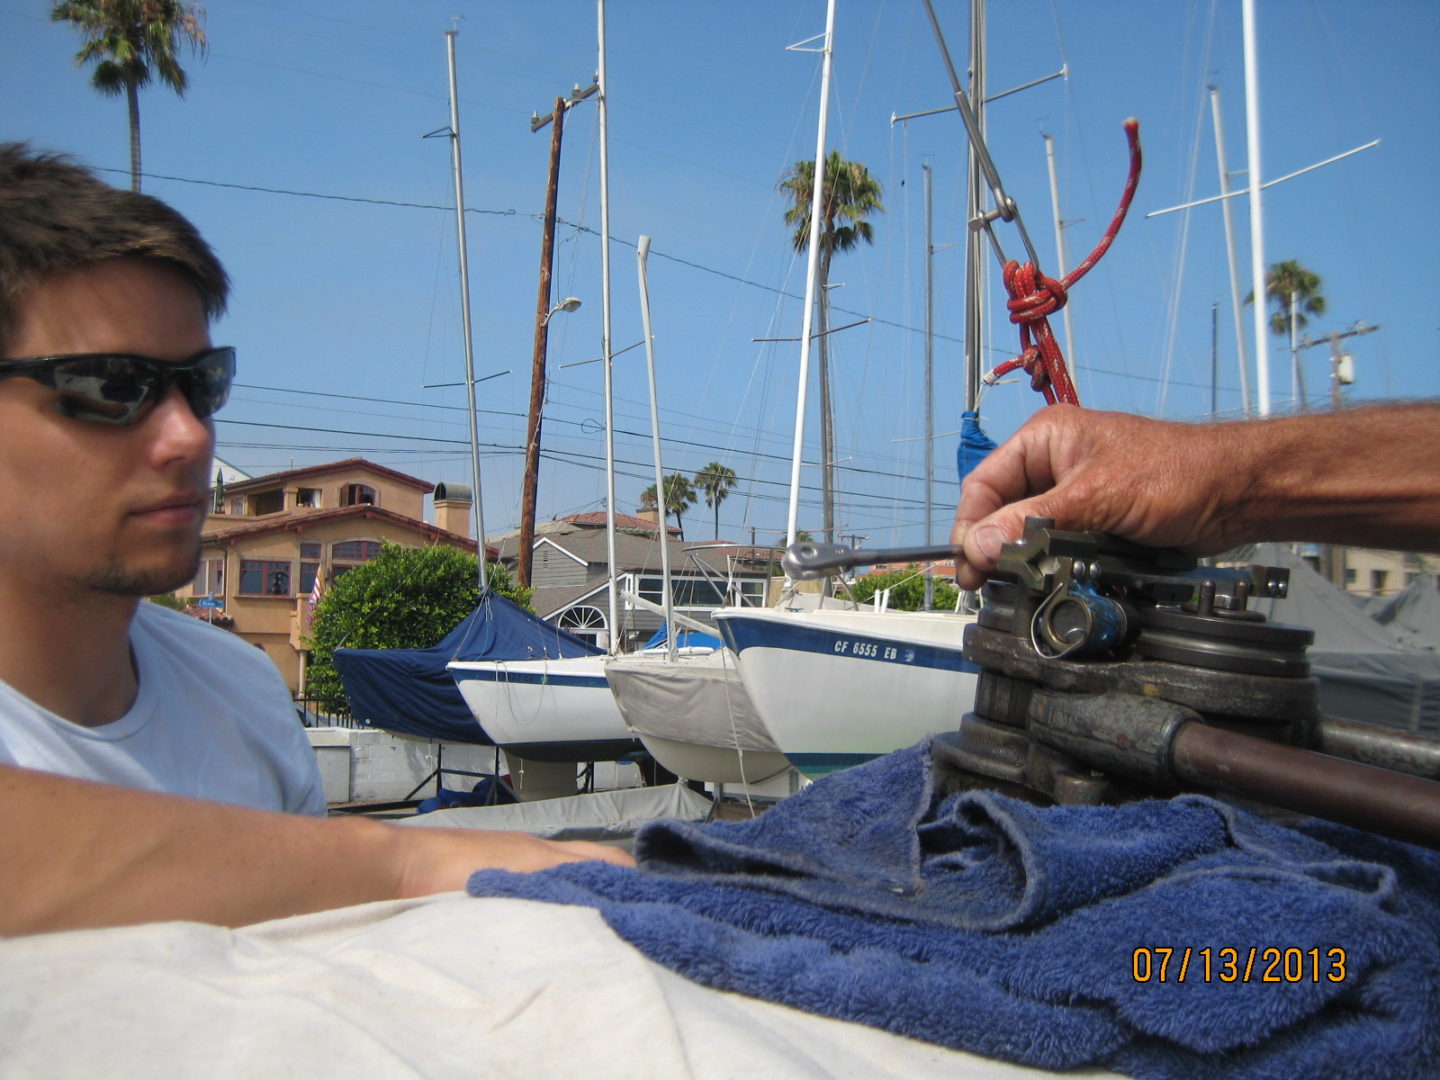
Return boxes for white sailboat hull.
[606,649,793,784]
[447,656,642,763]
[715,607,980,776]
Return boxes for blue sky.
[5,1,1436,549]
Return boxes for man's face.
[0,258,216,600]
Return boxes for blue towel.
[467,741,1440,1077]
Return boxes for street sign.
[197,596,225,609]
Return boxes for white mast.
[1209,84,1252,416]
[635,236,676,659]
[597,0,620,650]
[1242,0,1270,415]
[784,0,836,551]
[443,28,488,591]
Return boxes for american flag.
[308,572,325,617]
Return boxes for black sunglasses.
[0,346,235,426]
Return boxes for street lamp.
[542,296,582,326]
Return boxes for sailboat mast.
[636,236,676,659]
[1242,0,1271,415]
[1209,85,1253,417]
[444,28,489,591]
[784,0,837,551]
[1042,131,1078,396]
[923,162,935,611]
[597,0,620,651]
[962,0,985,412]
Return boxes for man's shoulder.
[132,603,272,667]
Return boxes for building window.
[230,496,246,515]
[332,540,382,562]
[341,483,377,507]
[250,489,284,516]
[192,558,224,597]
[1344,568,1357,586]
[637,574,726,608]
[300,542,322,560]
[296,487,322,508]
[299,562,320,594]
[240,559,293,596]
[1371,569,1390,595]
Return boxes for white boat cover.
[399,781,715,841]
[0,893,1120,1078]
[605,649,778,751]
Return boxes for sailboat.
[603,237,794,786]
[707,0,984,779]
[449,0,643,766]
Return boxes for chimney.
[433,482,472,539]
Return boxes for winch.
[783,523,1440,848]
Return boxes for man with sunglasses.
[0,144,630,935]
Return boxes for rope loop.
[982,119,1143,410]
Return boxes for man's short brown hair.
[0,142,229,354]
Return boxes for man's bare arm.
[0,765,632,935]
[950,402,1440,589]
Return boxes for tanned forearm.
[952,401,1440,588]
[1229,402,1440,552]
[0,766,631,936]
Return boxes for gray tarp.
[1247,544,1440,733]
[1371,576,1440,649]
[397,781,715,842]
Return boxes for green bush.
[304,543,530,714]
[845,564,959,612]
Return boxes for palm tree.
[638,473,698,540]
[779,150,883,543]
[1247,259,1327,337]
[52,0,208,192]
[694,462,737,540]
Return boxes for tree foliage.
[51,0,208,191]
[778,150,883,542]
[845,565,959,612]
[304,543,530,715]
[1246,259,1327,337]
[694,461,737,540]
[638,472,698,539]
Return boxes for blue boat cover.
[641,624,725,651]
[956,409,997,484]
[333,590,602,744]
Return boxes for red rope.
[987,118,1143,407]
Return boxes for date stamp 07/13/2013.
[1131,946,1348,984]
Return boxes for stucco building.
[176,459,483,693]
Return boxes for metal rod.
[1173,722,1440,850]
[924,162,935,612]
[635,235,676,660]
[1242,0,1271,415]
[444,29,488,592]
[1042,132,1078,394]
[1209,85,1251,416]
[784,0,836,552]
[597,0,620,651]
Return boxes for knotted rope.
[986,118,1143,406]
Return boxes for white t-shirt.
[0,603,325,815]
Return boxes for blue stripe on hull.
[451,670,609,690]
[718,616,981,675]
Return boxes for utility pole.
[517,78,598,587]
[1297,321,1378,587]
